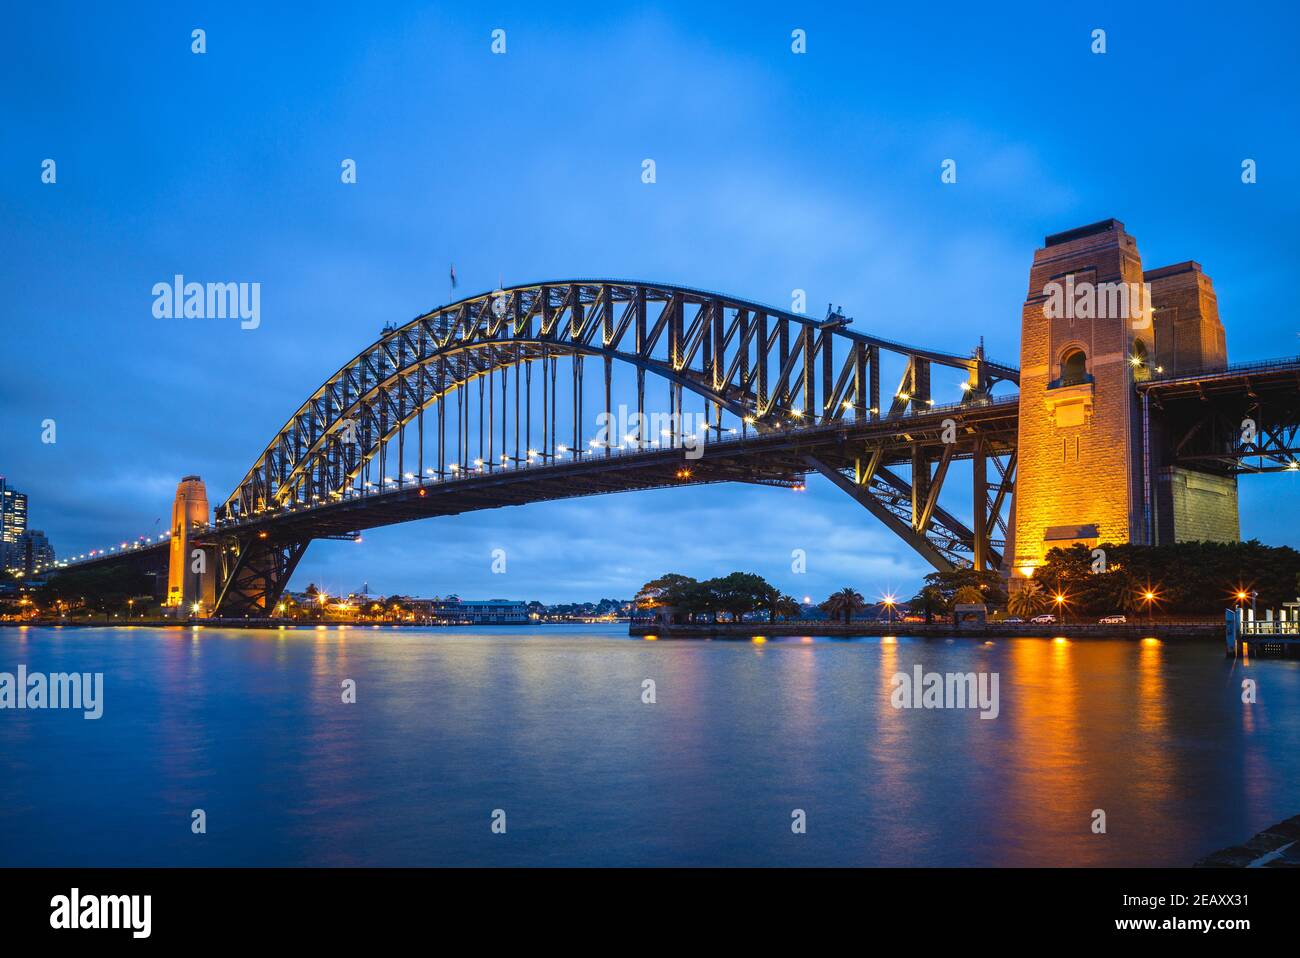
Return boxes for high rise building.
[18,529,55,575]
[1,477,29,574]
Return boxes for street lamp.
[882,594,897,626]
[1052,591,1068,625]
[1141,589,1157,625]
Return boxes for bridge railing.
[1146,355,1300,385]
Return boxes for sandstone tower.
[1144,261,1238,543]
[1007,219,1239,588]
[166,475,216,613]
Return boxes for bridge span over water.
[42,221,1300,617]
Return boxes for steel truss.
[1143,361,1300,474]
[221,281,1016,522]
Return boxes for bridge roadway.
[52,394,1022,576]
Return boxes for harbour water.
[1,624,1296,866]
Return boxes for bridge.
[38,220,1300,617]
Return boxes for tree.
[908,585,948,624]
[772,594,803,621]
[953,585,986,605]
[921,568,1008,610]
[635,574,697,609]
[820,587,867,624]
[705,572,774,622]
[1008,581,1049,618]
[1035,540,1300,616]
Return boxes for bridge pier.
[1009,220,1242,592]
[212,535,310,618]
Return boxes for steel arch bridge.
[57,280,1025,616]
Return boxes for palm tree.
[820,587,867,624]
[1008,581,1048,619]
[953,585,986,605]
[773,594,802,621]
[909,585,948,624]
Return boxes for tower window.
[1060,348,1088,385]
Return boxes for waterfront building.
[431,598,529,624]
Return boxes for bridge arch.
[220,280,1016,521]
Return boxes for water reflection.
[0,626,1296,866]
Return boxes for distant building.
[1,478,29,573]
[18,529,55,575]
[431,598,528,624]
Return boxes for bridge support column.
[213,535,310,618]
[166,476,216,616]
[973,438,988,572]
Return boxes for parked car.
[1030,614,1057,624]
[1099,614,1127,624]
[1003,617,1024,623]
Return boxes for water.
[1,624,1296,866]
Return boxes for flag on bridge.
[449,264,457,290]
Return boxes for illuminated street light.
[1052,590,1069,625]
[1140,587,1160,625]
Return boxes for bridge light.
[959,382,972,391]
[473,459,483,467]
[557,445,569,453]
[842,400,854,408]
[449,464,459,471]
[743,416,755,424]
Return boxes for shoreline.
[0,619,629,631]
[629,620,1227,641]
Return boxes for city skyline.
[3,4,1299,602]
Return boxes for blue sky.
[3,2,1298,602]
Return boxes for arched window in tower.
[1131,339,1151,382]
[1060,348,1088,385]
